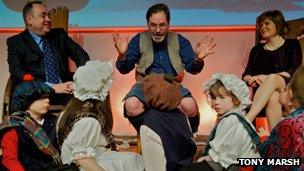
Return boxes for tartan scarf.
[0,111,62,165]
[203,112,263,156]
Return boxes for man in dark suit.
[7,1,90,106]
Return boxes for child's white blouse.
[60,117,145,171]
[208,110,260,168]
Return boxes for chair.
[254,17,304,131]
[1,76,13,121]
[49,6,69,32]
[284,18,304,64]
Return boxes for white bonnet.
[73,60,114,101]
[202,73,251,110]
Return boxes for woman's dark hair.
[146,3,170,23]
[257,9,286,36]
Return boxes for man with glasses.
[112,3,216,133]
[7,1,90,106]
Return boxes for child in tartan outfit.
[0,79,60,171]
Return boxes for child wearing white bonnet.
[57,60,144,171]
[181,73,261,171]
[73,60,114,101]
[203,72,252,115]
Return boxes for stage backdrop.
[1,0,303,27]
[0,26,255,135]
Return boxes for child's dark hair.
[209,80,241,106]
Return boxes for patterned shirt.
[262,108,304,170]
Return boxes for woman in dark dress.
[242,10,302,130]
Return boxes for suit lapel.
[22,30,44,57]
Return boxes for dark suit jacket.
[7,28,90,84]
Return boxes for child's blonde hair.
[289,66,304,107]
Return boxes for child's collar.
[219,107,245,119]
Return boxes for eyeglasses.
[148,23,168,30]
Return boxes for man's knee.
[178,97,198,117]
[124,96,145,116]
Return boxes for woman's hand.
[244,75,267,87]
[244,75,257,87]
[255,74,267,85]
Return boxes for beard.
[150,32,167,43]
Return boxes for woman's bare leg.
[246,74,286,122]
[265,91,282,130]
